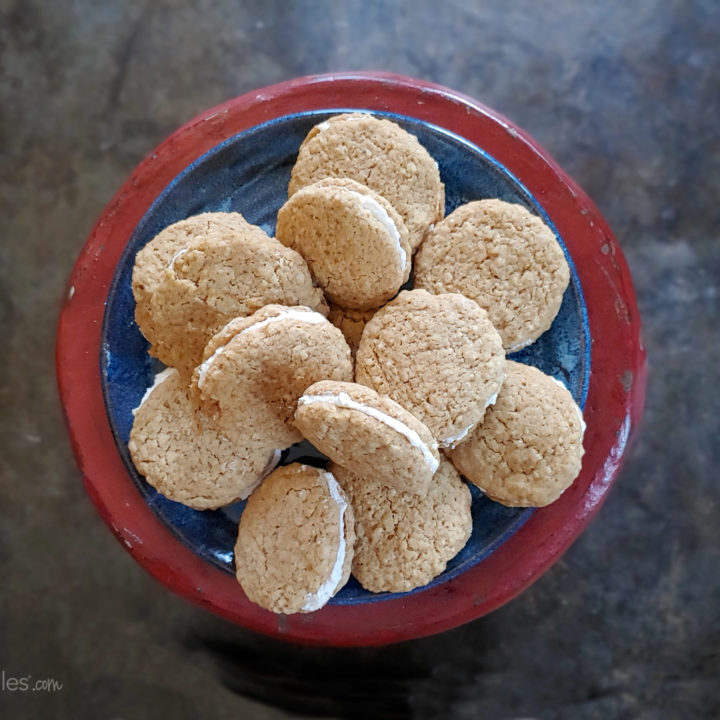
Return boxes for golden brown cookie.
[195,305,353,449]
[327,303,376,357]
[276,178,410,310]
[447,361,585,507]
[414,199,570,352]
[289,113,445,251]
[355,289,506,447]
[128,369,276,510]
[234,464,355,614]
[132,212,243,314]
[294,381,440,494]
[132,211,326,375]
[333,459,471,593]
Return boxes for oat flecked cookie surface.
[295,380,440,494]
[355,289,506,447]
[128,369,277,510]
[289,113,445,251]
[333,459,471,593]
[414,199,570,352]
[447,361,585,507]
[132,212,243,312]
[277,178,411,310]
[234,464,355,614]
[132,211,326,375]
[196,305,353,449]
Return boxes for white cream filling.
[577,406,587,434]
[132,367,177,415]
[298,391,439,472]
[196,308,327,390]
[506,337,534,353]
[549,376,586,433]
[168,247,189,271]
[440,422,475,450]
[316,115,367,133]
[440,386,501,449]
[485,389,500,410]
[301,472,347,612]
[345,189,407,272]
[264,448,282,474]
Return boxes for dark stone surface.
[1,1,718,718]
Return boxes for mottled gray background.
[1,1,718,718]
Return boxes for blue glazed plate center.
[101,110,590,605]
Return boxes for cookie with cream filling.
[295,380,440,494]
[234,463,355,614]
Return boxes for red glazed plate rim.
[56,72,647,646]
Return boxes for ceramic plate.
[57,73,646,645]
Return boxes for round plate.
[57,72,646,645]
[101,109,589,601]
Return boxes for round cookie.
[133,211,326,375]
[355,289,506,447]
[332,458,471,593]
[196,305,353,449]
[289,113,445,251]
[128,368,277,510]
[276,178,411,310]
[327,303,376,357]
[132,212,256,370]
[414,199,570,352]
[295,380,440,494]
[447,361,586,507]
[132,212,243,311]
[234,464,355,614]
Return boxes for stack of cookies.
[128,113,586,615]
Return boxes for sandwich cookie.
[332,459,471,594]
[234,464,355,614]
[196,305,353,449]
[414,199,570,352]
[276,178,411,310]
[132,212,244,316]
[355,289,506,447]
[128,368,277,510]
[327,303,377,357]
[447,360,585,507]
[294,380,440,494]
[132,211,326,375]
[289,113,445,251]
